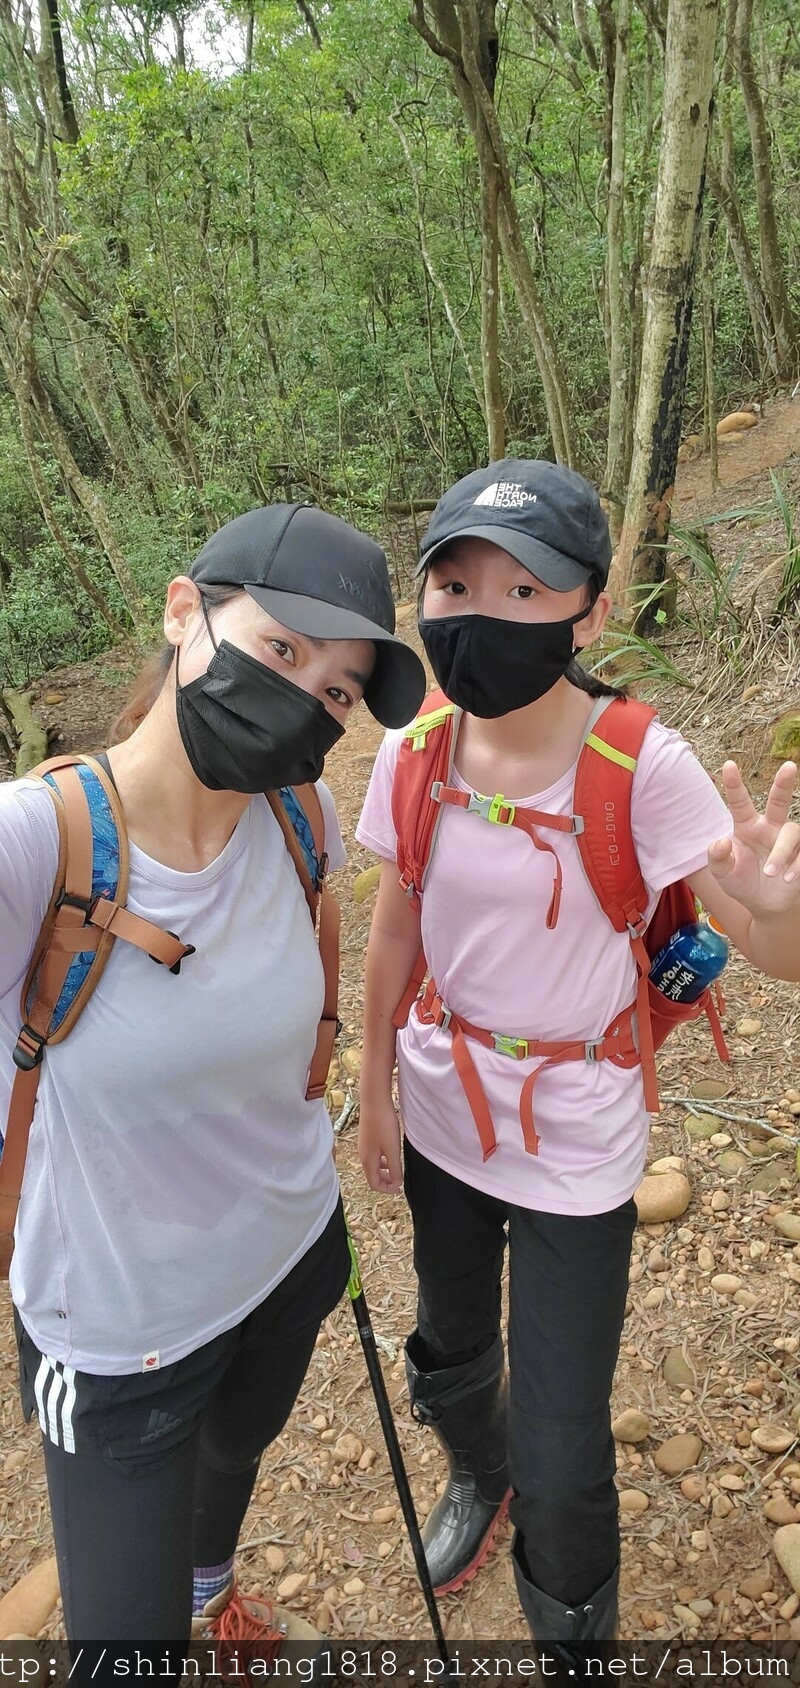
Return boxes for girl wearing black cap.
[356,459,800,1657]
[0,505,425,1656]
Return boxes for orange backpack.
[390,690,729,1161]
[0,755,339,1275]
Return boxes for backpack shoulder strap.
[1,757,121,1274]
[573,697,661,1114]
[31,757,191,986]
[573,697,657,937]
[0,756,193,1277]
[391,688,459,898]
[267,788,318,920]
[267,786,341,1103]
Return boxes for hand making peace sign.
[707,759,800,916]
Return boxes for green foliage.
[769,471,800,617]
[668,524,750,632]
[0,545,107,687]
[0,0,798,683]
[586,624,693,692]
[0,491,188,685]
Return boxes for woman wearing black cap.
[356,458,800,1662]
[0,505,425,1654]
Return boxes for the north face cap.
[191,504,426,728]
[417,459,612,591]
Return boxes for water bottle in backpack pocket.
[649,916,729,1005]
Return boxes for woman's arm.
[358,860,422,1195]
[0,781,59,1000]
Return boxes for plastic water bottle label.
[654,959,701,1002]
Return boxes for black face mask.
[418,608,590,718]
[176,613,344,793]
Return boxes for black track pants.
[17,1201,350,1644]
[404,1138,636,1606]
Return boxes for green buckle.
[492,1032,529,1059]
[467,791,516,825]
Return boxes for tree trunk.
[28,365,147,627]
[735,0,796,378]
[477,147,505,459]
[170,11,186,70]
[604,0,631,510]
[571,0,599,70]
[389,114,485,415]
[496,197,574,464]
[594,0,617,179]
[243,4,287,403]
[611,0,721,621]
[1,690,48,775]
[409,0,576,464]
[58,297,135,485]
[294,0,322,49]
[37,0,80,144]
[707,156,772,378]
[700,216,719,485]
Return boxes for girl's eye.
[327,687,352,708]
[441,580,466,595]
[270,638,295,663]
[510,584,535,599]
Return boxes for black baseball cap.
[190,504,426,728]
[417,459,612,590]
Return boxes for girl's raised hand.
[707,760,799,915]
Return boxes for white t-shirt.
[356,717,733,1216]
[0,777,345,1374]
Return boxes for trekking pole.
[346,1232,450,1663]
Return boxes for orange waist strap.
[415,977,641,1161]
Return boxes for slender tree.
[409,0,576,464]
[734,0,797,378]
[612,0,721,620]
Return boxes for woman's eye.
[327,687,352,708]
[510,584,535,599]
[441,580,466,595]
[270,638,295,663]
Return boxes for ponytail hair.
[111,645,174,742]
[566,576,627,701]
[110,583,243,743]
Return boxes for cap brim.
[245,585,426,729]
[416,526,593,591]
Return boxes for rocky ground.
[0,399,799,1646]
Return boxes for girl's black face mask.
[175,604,343,793]
[418,607,591,719]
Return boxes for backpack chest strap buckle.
[467,791,515,825]
[430,782,516,826]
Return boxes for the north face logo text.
[473,482,537,510]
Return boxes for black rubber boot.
[512,1535,619,1680]
[405,1331,511,1595]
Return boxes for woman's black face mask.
[175,600,343,792]
[418,604,591,718]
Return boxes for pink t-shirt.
[356,714,733,1216]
